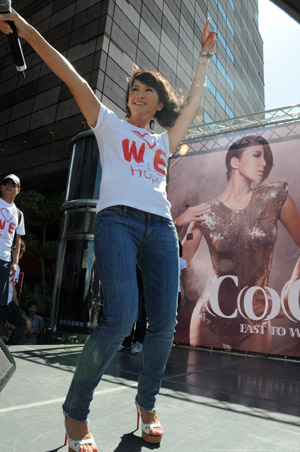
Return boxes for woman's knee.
[148,315,176,335]
[100,312,136,335]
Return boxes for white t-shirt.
[8,265,20,304]
[91,104,172,219]
[0,198,25,262]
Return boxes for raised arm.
[167,18,216,153]
[0,10,100,127]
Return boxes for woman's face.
[127,79,163,120]
[234,144,267,183]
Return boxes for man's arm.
[10,234,21,277]
[12,286,19,304]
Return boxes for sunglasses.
[2,181,18,187]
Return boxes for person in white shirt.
[0,174,26,344]
[0,10,216,451]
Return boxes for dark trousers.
[0,302,27,345]
[0,259,10,307]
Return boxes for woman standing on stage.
[0,10,216,452]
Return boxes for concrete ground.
[1,344,300,452]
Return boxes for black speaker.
[0,336,16,392]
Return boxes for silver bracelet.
[193,77,206,84]
[200,52,214,58]
[191,82,207,88]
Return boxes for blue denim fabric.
[63,206,179,421]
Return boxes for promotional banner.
[168,122,300,357]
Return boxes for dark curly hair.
[225,135,273,181]
[125,69,184,129]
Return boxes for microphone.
[0,0,26,77]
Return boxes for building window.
[207,77,235,119]
[213,0,235,37]
[204,111,213,123]
[206,77,216,97]
[207,12,234,63]
[225,104,234,118]
[203,111,215,129]
[211,54,235,92]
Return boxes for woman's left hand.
[175,203,211,226]
[201,18,217,53]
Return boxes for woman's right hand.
[175,203,211,226]
[0,10,28,39]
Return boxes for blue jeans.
[63,206,179,421]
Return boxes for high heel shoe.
[64,414,98,452]
[135,401,164,444]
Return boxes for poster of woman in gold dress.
[169,124,300,356]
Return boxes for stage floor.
[1,344,300,452]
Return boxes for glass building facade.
[0,0,264,333]
[0,0,263,191]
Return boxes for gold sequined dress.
[195,181,288,347]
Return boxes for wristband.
[194,76,206,84]
[200,52,214,58]
[191,82,207,88]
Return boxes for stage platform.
[1,344,300,452]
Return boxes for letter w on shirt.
[122,139,145,163]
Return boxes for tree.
[16,190,64,297]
